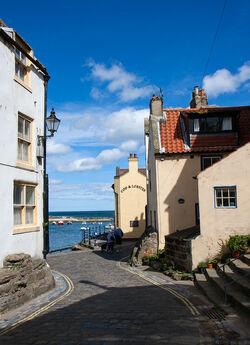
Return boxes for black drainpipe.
[43,75,50,259]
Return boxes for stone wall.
[130,226,158,264]
[0,253,55,314]
[165,238,192,272]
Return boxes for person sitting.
[114,227,123,253]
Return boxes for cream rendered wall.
[0,33,44,267]
[192,143,250,268]
[115,158,146,239]
[156,154,200,248]
[114,176,120,227]
[146,127,158,233]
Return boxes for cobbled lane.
[0,245,213,345]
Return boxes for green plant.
[227,235,249,253]
[198,262,207,268]
[10,264,21,271]
[157,249,165,258]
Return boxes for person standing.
[107,230,115,253]
[114,227,123,253]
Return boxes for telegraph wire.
[200,0,228,87]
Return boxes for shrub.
[227,235,250,253]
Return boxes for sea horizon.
[49,210,115,218]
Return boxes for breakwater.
[49,217,113,223]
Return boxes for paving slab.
[0,244,247,344]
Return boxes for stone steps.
[240,253,250,266]
[194,255,250,323]
[217,264,250,296]
[229,256,250,280]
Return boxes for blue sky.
[2,1,250,211]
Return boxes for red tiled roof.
[190,134,238,148]
[118,168,146,176]
[160,106,250,154]
[119,169,128,176]
[139,168,146,176]
[160,111,184,153]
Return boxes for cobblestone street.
[0,245,215,345]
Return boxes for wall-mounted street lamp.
[39,107,60,259]
[44,107,61,137]
[38,107,60,143]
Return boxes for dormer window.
[191,115,233,134]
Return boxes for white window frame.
[17,113,33,168]
[214,186,237,209]
[13,182,39,234]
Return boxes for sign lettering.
[121,185,146,193]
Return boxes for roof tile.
[160,106,250,154]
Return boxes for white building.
[0,19,49,267]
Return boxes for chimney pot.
[134,153,137,158]
[129,153,132,158]
[190,86,208,108]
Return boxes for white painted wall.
[0,31,45,266]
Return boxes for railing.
[216,253,250,304]
[48,223,114,254]
[80,224,113,246]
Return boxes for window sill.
[13,225,40,234]
[16,161,35,171]
[14,76,32,93]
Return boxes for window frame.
[214,186,237,209]
[17,113,34,168]
[189,113,236,134]
[130,220,139,227]
[201,155,222,170]
[13,181,39,234]
[13,37,32,91]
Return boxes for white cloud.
[47,103,148,173]
[87,60,154,101]
[49,181,113,200]
[103,107,148,142]
[57,157,102,172]
[97,148,126,164]
[56,147,129,173]
[119,140,138,151]
[203,61,250,98]
[49,179,63,185]
[90,87,106,100]
[47,141,72,155]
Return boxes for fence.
[80,224,113,246]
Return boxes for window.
[15,48,27,82]
[13,182,37,227]
[195,203,200,225]
[201,156,222,170]
[191,116,233,134]
[214,187,237,208]
[17,114,32,163]
[130,220,139,227]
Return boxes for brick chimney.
[149,94,163,117]
[128,153,138,173]
[190,86,208,108]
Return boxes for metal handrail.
[216,253,250,304]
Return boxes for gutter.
[0,28,50,78]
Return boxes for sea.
[49,210,115,253]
